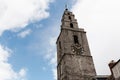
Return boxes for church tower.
[56,8,96,80]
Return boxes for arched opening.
[70,23,73,28]
[73,35,79,44]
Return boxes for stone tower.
[56,9,96,80]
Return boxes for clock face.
[71,44,84,54]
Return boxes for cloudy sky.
[0,0,120,80]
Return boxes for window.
[70,23,73,28]
[73,35,79,44]
[59,41,61,49]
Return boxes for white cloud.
[50,53,57,66]
[49,37,57,80]
[49,37,56,46]
[71,0,120,75]
[18,29,32,38]
[0,45,27,80]
[42,67,46,71]
[50,52,57,80]
[52,68,57,80]
[19,69,26,78]
[0,0,53,36]
[44,37,57,80]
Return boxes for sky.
[0,0,120,80]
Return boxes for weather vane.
[65,0,68,10]
[65,4,67,8]
[65,4,68,10]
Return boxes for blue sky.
[0,0,120,80]
[0,0,73,80]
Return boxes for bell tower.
[56,8,96,80]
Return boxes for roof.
[111,59,120,68]
[94,75,109,79]
[95,75,110,78]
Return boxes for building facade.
[56,9,96,80]
[109,59,120,80]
